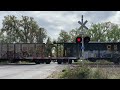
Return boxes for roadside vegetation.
[73,60,114,65]
[57,60,120,79]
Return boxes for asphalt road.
[0,62,67,79]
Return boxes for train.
[0,43,78,64]
[0,42,120,64]
[77,42,120,64]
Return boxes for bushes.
[90,69,107,79]
[60,66,91,79]
[76,66,91,79]
[60,66,110,79]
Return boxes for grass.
[59,66,93,79]
[59,66,120,79]
[58,60,120,79]
[73,60,113,65]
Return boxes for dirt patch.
[46,65,69,79]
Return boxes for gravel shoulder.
[46,64,69,79]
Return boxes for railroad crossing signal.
[84,36,90,43]
[77,15,89,59]
[78,20,88,30]
[76,36,90,43]
[76,37,82,43]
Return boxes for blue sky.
[0,11,119,40]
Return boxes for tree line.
[57,22,120,43]
[0,15,47,43]
[0,15,120,44]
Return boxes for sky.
[0,11,120,41]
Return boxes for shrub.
[77,66,91,79]
[60,66,110,79]
[60,66,91,79]
[89,69,108,79]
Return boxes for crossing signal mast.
[77,15,90,59]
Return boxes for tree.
[1,15,20,43]
[0,31,6,43]
[57,30,71,43]
[106,22,120,42]
[45,37,53,56]
[69,28,82,42]
[86,23,106,42]
[1,15,47,43]
[19,16,39,43]
[87,22,120,42]
[36,28,47,43]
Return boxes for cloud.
[106,11,120,24]
[0,11,118,40]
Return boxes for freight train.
[76,42,120,64]
[0,43,78,64]
[0,42,120,64]
[54,42,120,64]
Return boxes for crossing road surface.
[0,63,67,79]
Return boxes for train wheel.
[35,60,40,64]
[58,62,62,64]
[46,60,51,64]
[57,60,62,64]
[40,60,44,64]
[9,59,14,63]
[46,62,50,64]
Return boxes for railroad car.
[0,42,120,64]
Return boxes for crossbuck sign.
[78,19,88,30]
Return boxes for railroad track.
[84,65,120,68]
[70,64,120,68]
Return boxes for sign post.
[78,15,88,59]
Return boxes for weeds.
[60,65,120,79]
[60,66,91,79]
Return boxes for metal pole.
[81,15,84,59]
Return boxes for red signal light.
[77,38,81,42]
[76,36,90,43]
[76,37,82,43]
